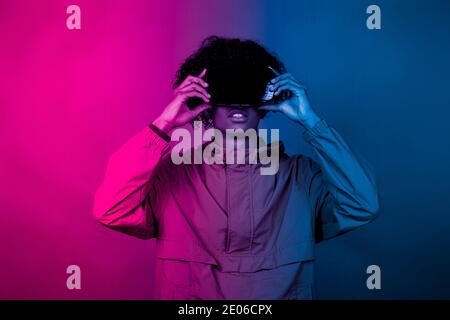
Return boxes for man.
[93,36,379,299]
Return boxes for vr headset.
[187,63,292,109]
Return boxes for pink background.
[0,0,264,299]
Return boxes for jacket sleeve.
[93,125,170,239]
[298,119,380,242]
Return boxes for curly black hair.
[174,36,287,127]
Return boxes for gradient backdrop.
[1,0,450,299]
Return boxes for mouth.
[228,109,249,123]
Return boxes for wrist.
[152,117,172,133]
[298,113,321,130]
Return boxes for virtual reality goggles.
[187,64,292,109]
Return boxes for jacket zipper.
[225,163,231,253]
[248,164,254,251]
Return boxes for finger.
[178,72,209,90]
[272,78,304,92]
[259,104,281,112]
[270,73,293,83]
[265,75,292,95]
[191,103,212,117]
[178,76,193,89]
[271,75,299,87]
[188,75,208,87]
[276,79,305,90]
[272,79,293,92]
[198,68,207,78]
[179,89,210,103]
[178,76,208,91]
[268,66,281,76]
[274,82,305,96]
[182,89,210,102]
[178,83,211,98]
[274,83,304,96]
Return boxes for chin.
[217,120,259,132]
[216,125,252,132]
[229,123,252,131]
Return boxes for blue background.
[260,0,450,299]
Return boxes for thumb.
[192,103,211,117]
[259,104,280,112]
